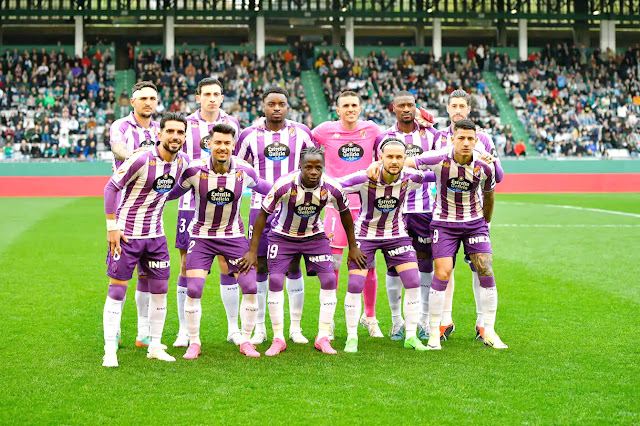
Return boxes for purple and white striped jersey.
[414,146,495,223]
[177,156,268,239]
[262,171,349,238]
[110,146,189,239]
[109,112,160,169]
[235,120,315,209]
[434,124,504,182]
[179,109,241,211]
[374,123,437,214]
[339,169,428,239]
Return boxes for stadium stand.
[0,43,116,160]
[501,44,640,157]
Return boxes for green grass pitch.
[0,193,638,424]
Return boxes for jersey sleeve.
[311,124,325,148]
[414,147,450,171]
[373,133,387,161]
[244,166,271,195]
[234,128,253,160]
[482,162,496,192]
[261,179,289,215]
[337,170,370,194]
[479,132,504,183]
[178,163,200,190]
[405,169,426,190]
[328,183,350,212]
[110,151,147,190]
[109,120,127,147]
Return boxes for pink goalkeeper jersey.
[312,120,382,209]
[414,146,495,223]
[374,123,437,214]
[179,109,241,210]
[262,171,349,238]
[110,146,189,238]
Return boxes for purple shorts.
[430,218,492,260]
[185,237,249,275]
[175,209,195,250]
[406,212,433,256]
[106,236,171,281]
[348,237,418,271]
[267,232,333,276]
[249,208,274,258]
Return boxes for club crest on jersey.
[152,173,175,193]
[374,195,399,213]
[401,180,409,190]
[140,138,155,148]
[447,177,473,192]
[236,171,243,181]
[289,127,295,136]
[320,189,328,201]
[338,142,365,162]
[360,130,367,139]
[473,166,482,177]
[206,187,235,205]
[405,144,424,157]
[294,202,319,218]
[264,142,290,161]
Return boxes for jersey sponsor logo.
[443,160,451,168]
[447,177,473,192]
[308,254,333,263]
[294,202,320,218]
[149,160,156,166]
[153,173,176,193]
[207,187,236,205]
[417,235,432,244]
[468,235,490,244]
[227,257,242,266]
[405,144,424,157]
[200,136,210,151]
[140,138,155,147]
[374,195,399,213]
[200,172,208,179]
[338,142,365,162]
[264,142,290,161]
[147,260,170,269]
[387,244,416,257]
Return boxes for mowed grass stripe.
[0,195,638,424]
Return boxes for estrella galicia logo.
[405,144,424,157]
[294,202,319,218]
[152,173,175,193]
[374,195,399,213]
[140,138,155,147]
[264,142,290,161]
[207,187,235,205]
[338,142,365,162]
[200,136,211,153]
[447,177,473,192]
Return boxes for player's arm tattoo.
[111,142,132,161]
[469,253,493,277]
[483,190,494,223]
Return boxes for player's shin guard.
[429,277,448,337]
[255,273,268,326]
[104,284,127,351]
[344,291,362,340]
[363,268,378,318]
[478,276,498,335]
[148,279,168,348]
[220,274,240,333]
[286,270,305,333]
[176,276,188,335]
[385,270,403,326]
[418,258,433,325]
[135,277,150,339]
[399,269,421,338]
[441,273,455,326]
[267,289,285,340]
[318,289,338,339]
[331,248,343,289]
[240,293,258,343]
[185,277,205,346]
[472,271,484,328]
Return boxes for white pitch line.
[495,224,640,228]
[502,201,640,218]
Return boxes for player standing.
[339,139,435,353]
[108,81,161,348]
[102,112,189,367]
[173,78,243,348]
[374,91,437,341]
[403,119,507,350]
[168,123,270,359]
[235,86,316,345]
[433,89,504,341]
[239,147,367,356]
[311,91,383,338]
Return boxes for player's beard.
[383,165,402,176]
[163,139,182,154]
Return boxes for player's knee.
[418,258,433,273]
[237,273,257,294]
[434,268,452,282]
[347,274,366,293]
[286,268,302,280]
[148,278,169,294]
[186,277,206,298]
[136,276,149,292]
[332,254,343,271]
[478,275,496,288]
[318,272,337,290]
[269,273,285,292]
[107,283,128,301]
[398,269,421,289]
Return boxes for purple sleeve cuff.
[104,180,120,214]
[167,185,189,201]
[253,179,272,196]
[494,160,504,183]
[422,170,436,182]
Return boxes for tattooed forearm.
[469,253,493,276]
